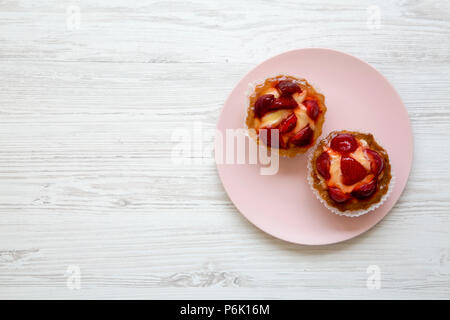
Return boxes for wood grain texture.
[0,0,449,299]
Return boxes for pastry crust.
[245,75,327,157]
[310,130,392,212]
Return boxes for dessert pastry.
[308,130,392,216]
[246,75,327,157]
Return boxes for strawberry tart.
[308,130,392,216]
[246,75,327,157]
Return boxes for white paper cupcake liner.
[306,141,395,218]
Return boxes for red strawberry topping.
[278,113,297,134]
[319,133,386,204]
[328,187,351,203]
[316,151,331,180]
[270,96,298,110]
[276,80,302,95]
[351,179,377,199]
[259,128,277,148]
[366,149,385,176]
[259,128,286,149]
[330,134,358,153]
[289,125,313,146]
[304,99,319,120]
[254,94,274,118]
[340,155,368,185]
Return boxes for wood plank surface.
[0,0,449,299]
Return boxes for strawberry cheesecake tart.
[246,75,327,157]
[308,130,393,216]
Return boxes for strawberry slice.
[316,151,331,180]
[270,96,298,110]
[304,99,319,120]
[259,128,285,149]
[254,94,275,118]
[351,179,377,199]
[366,149,385,176]
[330,134,358,153]
[276,80,302,95]
[278,113,297,134]
[328,187,350,203]
[289,125,313,146]
[340,155,368,185]
[279,135,288,149]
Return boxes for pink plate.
[216,48,413,245]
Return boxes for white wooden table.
[0,0,449,299]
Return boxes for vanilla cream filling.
[260,109,292,128]
[325,141,373,193]
[261,87,280,98]
[350,146,371,171]
[292,90,306,105]
[294,105,316,131]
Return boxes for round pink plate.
[216,48,413,245]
